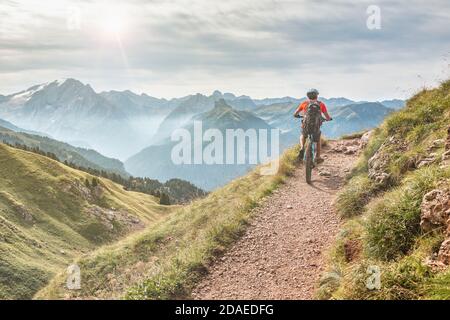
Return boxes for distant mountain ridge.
[0,124,128,176]
[0,78,404,188]
[125,100,275,190]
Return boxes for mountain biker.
[293,88,332,163]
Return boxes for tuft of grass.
[425,271,450,300]
[336,175,379,218]
[340,130,367,140]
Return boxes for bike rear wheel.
[305,139,313,184]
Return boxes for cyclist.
[293,88,332,163]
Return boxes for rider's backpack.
[303,101,322,137]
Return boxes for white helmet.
[307,88,319,99]
[307,88,319,95]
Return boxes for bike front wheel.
[305,139,313,184]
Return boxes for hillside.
[0,118,46,136]
[319,80,450,299]
[0,143,175,299]
[125,99,274,190]
[0,125,128,176]
[36,143,299,299]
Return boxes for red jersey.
[295,100,328,114]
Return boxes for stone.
[446,126,450,151]
[438,239,450,265]
[368,136,407,186]
[420,189,450,233]
[420,187,450,265]
[344,146,359,155]
[360,130,373,148]
[428,139,445,151]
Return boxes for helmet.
[306,88,319,100]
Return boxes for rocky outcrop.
[442,126,450,167]
[14,204,34,223]
[416,153,438,169]
[86,205,143,232]
[331,136,366,155]
[420,189,450,233]
[415,138,445,168]
[420,187,450,266]
[360,130,373,148]
[446,126,450,150]
[367,136,407,185]
[61,179,104,203]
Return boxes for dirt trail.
[192,140,360,300]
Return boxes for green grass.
[0,144,173,299]
[340,130,367,140]
[336,175,379,218]
[35,146,300,300]
[366,166,450,261]
[322,79,450,300]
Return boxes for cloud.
[0,0,449,100]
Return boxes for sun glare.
[98,10,128,38]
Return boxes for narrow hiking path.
[192,139,361,300]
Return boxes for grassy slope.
[0,144,173,299]
[319,80,450,300]
[36,146,299,299]
[0,126,128,176]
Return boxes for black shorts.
[301,125,321,143]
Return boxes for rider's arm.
[323,111,332,121]
[320,102,332,121]
[294,102,305,117]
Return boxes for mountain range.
[126,99,275,190]
[0,78,404,189]
[0,125,128,176]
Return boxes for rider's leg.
[316,132,324,163]
[298,133,306,161]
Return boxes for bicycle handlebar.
[294,115,333,121]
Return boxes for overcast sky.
[1,0,449,100]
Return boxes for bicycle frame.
[303,134,317,163]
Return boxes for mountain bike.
[295,115,332,184]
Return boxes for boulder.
[416,153,438,168]
[368,136,407,186]
[420,189,450,233]
[427,139,445,152]
[438,239,450,265]
[420,187,450,265]
[446,126,450,151]
[360,130,373,148]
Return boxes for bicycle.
[295,115,332,184]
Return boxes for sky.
[1,0,450,101]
